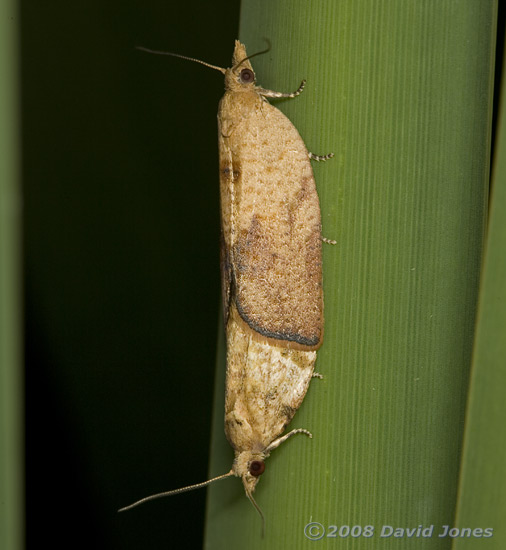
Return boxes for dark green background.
[23,1,239,548]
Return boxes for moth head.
[232,450,266,533]
[226,39,272,93]
[225,40,257,92]
[235,458,266,491]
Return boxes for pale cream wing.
[224,304,316,452]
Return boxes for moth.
[120,40,332,532]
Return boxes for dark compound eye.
[240,68,255,84]
[249,460,265,477]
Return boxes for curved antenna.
[118,469,235,512]
[232,39,272,71]
[245,487,265,537]
[136,46,226,74]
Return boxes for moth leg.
[264,428,312,454]
[322,236,337,245]
[312,372,323,379]
[257,79,306,99]
[309,152,334,162]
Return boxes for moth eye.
[240,68,255,84]
[249,460,265,477]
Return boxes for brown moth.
[120,40,332,532]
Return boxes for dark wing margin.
[220,230,232,326]
[232,210,323,351]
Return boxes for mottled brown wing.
[219,93,323,350]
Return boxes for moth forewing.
[219,43,324,351]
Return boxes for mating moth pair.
[120,40,332,533]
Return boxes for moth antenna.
[118,469,235,513]
[233,39,272,71]
[245,487,266,537]
[136,46,226,74]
